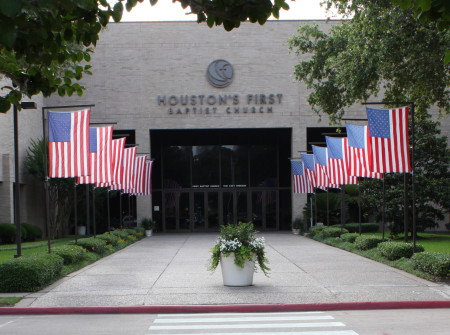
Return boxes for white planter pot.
[77,226,86,235]
[220,253,255,286]
[145,229,153,237]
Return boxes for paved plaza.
[12,232,450,307]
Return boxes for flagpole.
[314,188,317,225]
[93,187,96,238]
[74,183,78,244]
[310,195,313,228]
[358,182,362,235]
[119,192,123,228]
[404,173,409,242]
[326,188,329,226]
[42,104,95,249]
[341,185,345,234]
[107,190,111,232]
[382,174,385,242]
[86,184,90,237]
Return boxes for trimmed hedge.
[76,237,108,254]
[96,233,119,246]
[52,245,85,265]
[322,227,349,238]
[125,229,137,236]
[355,235,383,250]
[134,227,145,234]
[377,242,424,260]
[0,253,63,292]
[111,230,129,239]
[0,223,16,244]
[340,233,360,243]
[308,226,326,237]
[412,252,450,277]
[332,223,379,233]
[22,223,43,241]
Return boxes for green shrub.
[308,225,326,237]
[412,252,450,277]
[377,242,424,260]
[134,227,145,234]
[22,223,43,241]
[0,223,16,244]
[0,253,63,292]
[111,229,129,239]
[76,237,107,254]
[341,233,360,243]
[52,245,84,264]
[355,235,383,250]
[96,233,119,246]
[332,223,379,233]
[322,227,349,238]
[125,229,137,236]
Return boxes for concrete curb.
[1,301,449,315]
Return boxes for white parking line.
[154,315,334,323]
[149,321,346,330]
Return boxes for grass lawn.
[0,297,21,307]
[362,232,450,253]
[0,236,77,263]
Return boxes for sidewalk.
[10,232,450,308]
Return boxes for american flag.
[48,109,90,178]
[291,160,314,194]
[77,126,113,185]
[129,155,146,195]
[346,123,382,179]
[110,138,126,189]
[367,106,411,173]
[312,145,330,189]
[121,147,137,192]
[301,153,317,188]
[142,161,154,196]
[326,137,359,186]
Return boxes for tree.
[289,0,449,234]
[0,0,293,113]
[24,138,75,239]
[288,0,449,123]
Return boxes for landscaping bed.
[307,226,450,281]
[0,228,145,293]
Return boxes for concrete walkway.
[13,232,450,307]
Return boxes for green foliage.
[0,253,63,292]
[22,223,42,241]
[111,230,129,240]
[0,223,16,244]
[52,245,84,265]
[355,235,384,250]
[331,223,379,233]
[208,222,270,276]
[134,227,145,234]
[76,237,107,254]
[322,227,349,238]
[289,1,449,122]
[96,233,119,246]
[412,252,450,277]
[308,225,326,237]
[340,233,360,243]
[125,229,137,236]
[140,217,156,230]
[377,241,424,260]
[291,217,303,229]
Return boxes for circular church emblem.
[206,59,233,88]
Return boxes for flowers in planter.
[208,222,270,276]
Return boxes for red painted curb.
[1,301,449,315]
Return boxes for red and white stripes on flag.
[77,126,113,184]
[312,145,330,189]
[345,123,382,179]
[367,106,411,173]
[121,147,137,192]
[127,156,146,195]
[110,137,126,188]
[48,109,90,178]
[326,137,359,186]
[291,160,314,194]
[142,161,154,196]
